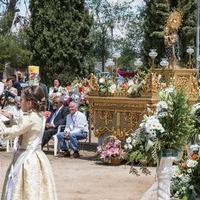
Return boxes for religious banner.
[28,66,39,86]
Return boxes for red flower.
[79,87,83,92]
[191,153,198,160]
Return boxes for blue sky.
[18,1,29,17]
[18,0,144,17]
[108,0,143,7]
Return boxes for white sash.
[6,116,46,200]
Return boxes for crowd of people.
[0,73,90,199]
[0,74,89,155]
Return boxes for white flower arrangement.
[190,144,200,152]
[127,79,146,97]
[124,134,138,151]
[139,115,165,139]
[170,144,200,199]
[108,84,117,94]
[186,159,198,168]
[99,77,106,84]
[158,85,175,99]
[124,87,196,167]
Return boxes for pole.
[110,24,114,56]
[196,0,200,77]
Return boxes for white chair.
[46,125,65,156]
[53,125,88,156]
[6,137,18,152]
[53,125,65,156]
[6,140,12,152]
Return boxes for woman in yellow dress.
[0,86,57,200]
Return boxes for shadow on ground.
[44,141,100,161]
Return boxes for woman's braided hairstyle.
[23,86,46,112]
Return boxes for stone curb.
[140,181,157,200]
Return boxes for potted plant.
[97,136,124,165]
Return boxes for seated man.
[41,96,69,149]
[57,101,88,158]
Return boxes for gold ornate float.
[88,10,198,142]
[88,68,198,141]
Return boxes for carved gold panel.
[88,96,158,140]
[88,68,198,141]
[147,68,198,102]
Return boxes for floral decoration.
[97,136,124,163]
[124,87,196,166]
[97,72,146,97]
[170,144,200,200]
[126,78,146,97]
[49,78,90,109]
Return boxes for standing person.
[48,78,63,111]
[38,76,49,109]
[40,82,49,102]
[11,74,21,96]
[41,96,69,149]
[57,101,88,158]
[0,86,57,200]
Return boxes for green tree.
[177,0,196,66]
[28,0,93,85]
[0,33,31,72]
[0,0,31,73]
[85,0,134,71]
[141,0,196,69]
[0,0,20,34]
[141,0,170,68]
[116,9,144,69]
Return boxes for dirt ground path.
[0,135,156,200]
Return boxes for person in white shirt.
[57,101,88,158]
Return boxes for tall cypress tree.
[177,0,196,65]
[141,0,170,68]
[28,0,93,84]
[141,0,196,68]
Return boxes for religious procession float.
[88,11,200,200]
